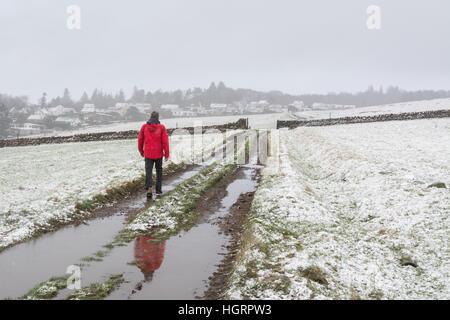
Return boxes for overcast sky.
[1,0,449,102]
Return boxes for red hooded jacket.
[138,119,169,160]
[134,236,166,273]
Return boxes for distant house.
[245,100,269,113]
[197,109,215,116]
[9,106,32,122]
[114,103,132,116]
[311,103,356,110]
[27,113,47,125]
[48,105,77,117]
[161,104,180,111]
[209,103,227,115]
[10,123,45,136]
[267,105,283,113]
[81,104,97,114]
[114,103,151,117]
[289,101,305,111]
[54,117,81,128]
[210,103,227,110]
[185,105,203,113]
[134,103,152,114]
[225,105,240,114]
[172,110,197,117]
[8,107,25,116]
[84,112,114,123]
[312,103,333,110]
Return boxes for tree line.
[1,82,449,137]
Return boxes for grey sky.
[1,0,449,102]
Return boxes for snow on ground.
[23,113,289,138]
[227,118,449,299]
[294,98,450,120]
[15,98,450,139]
[0,132,228,250]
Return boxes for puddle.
[57,165,259,300]
[0,166,202,299]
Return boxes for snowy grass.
[295,97,450,120]
[18,275,70,300]
[65,274,124,300]
[227,118,449,300]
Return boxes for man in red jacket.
[138,111,169,198]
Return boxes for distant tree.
[80,91,89,103]
[124,106,146,121]
[0,103,11,138]
[49,96,62,107]
[116,89,126,103]
[39,92,47,108]
[130,86,146,103]
[172,90,184,105]
[61,88,74,107]
[73,91,89,112]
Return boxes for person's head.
[150,111,159,120]
[142,270,154,282]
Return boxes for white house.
[267,105,284,113]
[161,104,180,111]
[115,103,152,115]
[81,104,97,114]
[289,101,305,111]
[172,110,197,117]
[197,109,215,116]
[114,103,129,110]
[210,103,227,110]
[134,103,152,113]
[48,105,77,117]
[10,123,45,136]
[54,117,81,127]
[225,105,240,114]
[27,113,47,124]
[210,103,227,115]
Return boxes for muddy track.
[112,164,261,300]
[86,164,197,222]
[2,131,261,300]
[202,169,261,300]
[80,133,263,300]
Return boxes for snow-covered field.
[0,133,228,250]
[294,98,450,120]
[23,113,289,138]
[227,118,449,299]
[14,98,450,139]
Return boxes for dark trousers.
[145,157,163,193]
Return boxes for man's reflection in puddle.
[134,236,166,282]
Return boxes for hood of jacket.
[146,118,160,132]
[147,118,160,125]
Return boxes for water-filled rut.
[0,165,203,299]
[59,164,260,300]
